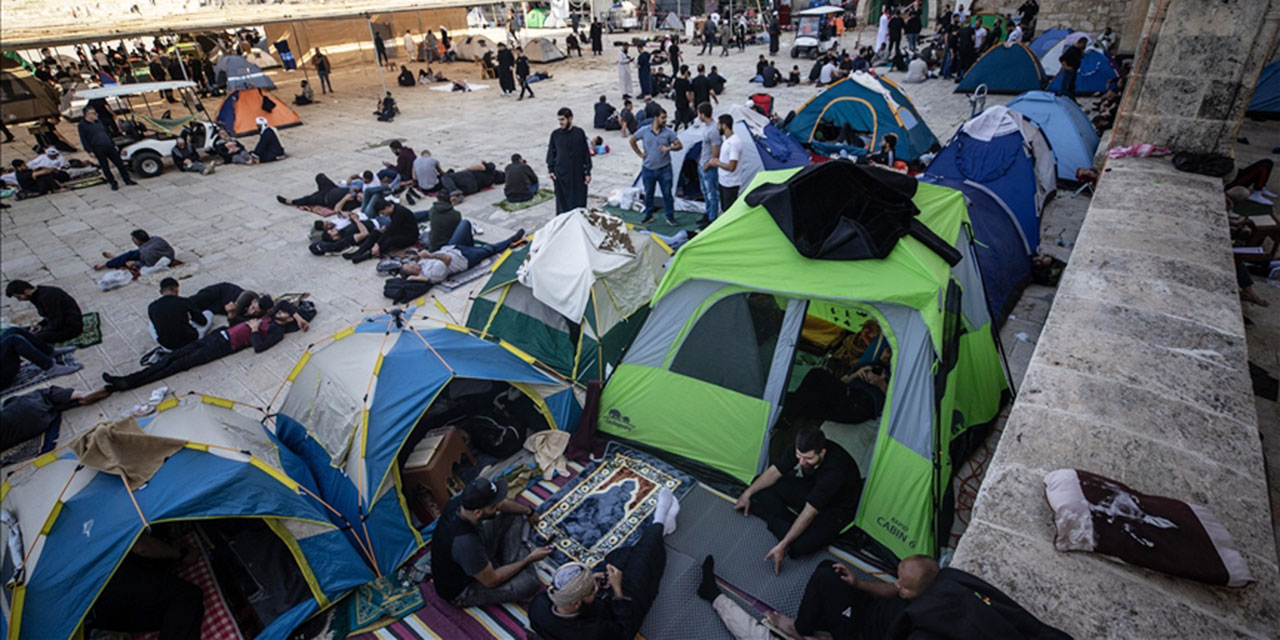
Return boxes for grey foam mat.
[664,485,873,617]
[639,545,739,640]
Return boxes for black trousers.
[786,368,883,424]
[719,184,740,213]
[89,556,204,640]
[518,75,534,98]
[751,475,851,557]
[93,146,132,187]
[795,559,869,638]
[597,523,667,637]
[1229,159,1273,191]
[113,331,233,390]
[290,173,339,206]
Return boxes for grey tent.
[214,54,276,90]
[455,35,497,61]
[526,37,567,63]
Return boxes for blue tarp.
[1007,90,1100,181]
[13,445,372,640]
[956,43,1046,94]
[920,175,1032,323]
[1248,59,1280,117]
[277,325,582,574]
[1028,28,1071,58]
[927,131,1042,254]
[1046,49,1119,95]
[787,74,938,161]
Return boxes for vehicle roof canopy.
[77,81,198,99]
[796,6,845,15]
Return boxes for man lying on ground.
[1,327,80,390]
[734,426,862,574]
[432,477,551,607]
[1,384,108,455]
[398,221,524,282]
[5,279,84,344]
[277,173,362,211]
[310,210,374,256]
[102,301,300,392]
[94,228,175,274]
[439,161,505,200]
[187,281,245,318]
[148,277,212,352]
[528,488,679,639]
[343,198,420,264]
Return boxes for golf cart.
[604,1,640,32]
[76,80,217,178]
[791,6,843,59]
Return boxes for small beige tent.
[526,37,567,63]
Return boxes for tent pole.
[366,15,388,94]
[174,35,191,82]
[290,21,310,81]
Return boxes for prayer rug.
[495,189,555,212]
[531,442,696,567]
[429,83,491,92]
[602,204,704,235]
[328,575,426,636]
[0,353,83,398]
[54,312,102,348]
[139,533,244,640]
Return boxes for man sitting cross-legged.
[528,488,680,639]
[734,426,862,574]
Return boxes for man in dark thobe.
[546,107,592,214]
[590,20,604,55]
[497,43,516,95]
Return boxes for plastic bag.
[98,269,133,291]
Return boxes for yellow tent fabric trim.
[498,339,538,365]
[433,299,450,317]
[7,584,25,640]
[200,395,234,409]
[185,442,210,451]
[373,352,386,377]
[155,397,180,412]
[287,351,313,382]
[392,471,426,547]
[490,247,513,272]
[332,326,356,341]
[650,235,673,253]
[251,457,301,492]
[32,451,59,468]
[481,285,513,335]
[0,481,9,503]
[509,382,558,430]
[812,96,878,144]
[445,323,468,333]
[39,502,63,535]
[265,518,330,608]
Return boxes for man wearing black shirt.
[345,199,419,263]
[954,19,976,82]
[733,427,862,573]
[1057,37,1087,99]
[148,278,211,351]
[5,280,83,344]
[691,65,715,108]
[708,66,727,94]
[516,47,534,100]
[546,108,592,214]
[432,477,550,607]
[888,11,905,58]
[440,161,504,198]
[277,173,360,210]
[761,61,781,88]
[188,282,246,318]
[77,107,135,190]
[673,66,694,131]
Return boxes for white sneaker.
[1263,187,1277,199]
[147,385,170,404]
[138,257,172,276]
[1249,191,1274,206]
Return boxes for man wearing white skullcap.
[250,116,285,164]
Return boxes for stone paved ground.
[0,25,1086,488]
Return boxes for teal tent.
[786,72,938,161]
[956,42,1046,94]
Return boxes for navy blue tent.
[920,175,1032,323]
[956,43,1046,94]
[1029,28,1071,58]
[926,106,1058,255]
[1046,49,1120,95]
[1247,59,1280,118]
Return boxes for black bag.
[460,416,524,458]
[296,299,318,322]
[383,278,433,304]
[1172,152,1234,177]
[261,94,277,113]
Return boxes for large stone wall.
[1112,0,1280,155]
[951,157,1280,638]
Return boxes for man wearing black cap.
[432,476,551,607]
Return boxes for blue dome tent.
[926,106,1057,254]
[919,175,1033,323]
[1028,28,1072,58]
[1007,90,1100,181]
[1046,48,1119,95]
[274,317,581,575]
[786,72,938,161]
[0,396,373,640]
[956,43,1046,94]
[1247,59,1280,118]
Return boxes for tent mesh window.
[670,293,784,398]
[0,73,35,101]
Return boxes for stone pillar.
[1110,0,1280,155]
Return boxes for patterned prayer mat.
[495,189,555,212]
[54,312,102,349]
[532,442,695,568]
[0,353,82,398]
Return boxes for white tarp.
[1041,32,1094,76]
[961,105,1024,142]
[518,209,654,321]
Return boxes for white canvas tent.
[1040,31,1093,75]
[455,34,497,61]
[526,37,567,63]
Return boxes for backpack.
[376,257,403,276]
[383,278,433,304]
[1171,152,1234,177]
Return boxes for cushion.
[1043,469,1254,587]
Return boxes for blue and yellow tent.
[274,315,581,575]
[0,396,373,640]
[786,72,938,161]
[956,42,1046,94]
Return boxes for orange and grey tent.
[216,87,302,136]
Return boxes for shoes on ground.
[1248,191,1274,206]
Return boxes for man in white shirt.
[399,221,525,283]
[403,30,418,62]
[818,57,837,85]
[973,22,988,51]
[1007,22,1024,44]
[708,114,745,212]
